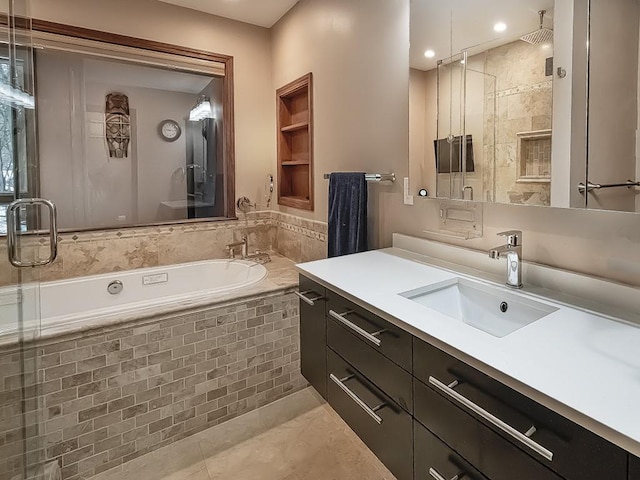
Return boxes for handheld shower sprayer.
[265,174,274,208]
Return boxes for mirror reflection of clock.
[159,119,181,142]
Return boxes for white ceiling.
[411,0,556,71]
[157,0,299,28]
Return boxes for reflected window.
[0,60,32,234]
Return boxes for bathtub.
[0,259,268,338]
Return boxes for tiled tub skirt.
[0,290,305,480]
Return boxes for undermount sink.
[400,278,559,338]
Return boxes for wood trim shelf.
[281,121,309,133]
[277,73,314,211]
[281,160,310,166]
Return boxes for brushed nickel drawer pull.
[330,373,385,424]
[295,290,324,306]
[429,468,460,480]
[429,376,554,462]
[329,309,382,346]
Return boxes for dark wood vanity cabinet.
[413,338,627,480]
[414,421,488,480]
[325,290,413,372]
[297,275,633,480]
[297,275,327,399]
[327,349,413,480]
[631,455,640,479]
[324,286,414,480]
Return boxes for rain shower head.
[520,10,554,45]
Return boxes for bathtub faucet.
[226,235,248,259]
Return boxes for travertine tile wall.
[0,291,304,480]
[275,212,327,263]
[484,40,553,206]
[0,212,327,287]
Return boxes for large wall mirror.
[0,22,235,235]
[410,0,640,214]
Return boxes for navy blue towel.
[328,172,368,258]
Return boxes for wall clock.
[158,119,181,142]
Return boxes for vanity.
[296,236,640,480]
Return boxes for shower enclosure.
[435,50,497,202]
[1,3,53,480]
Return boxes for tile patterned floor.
[90,388,396,480]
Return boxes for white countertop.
[297,247,640,457]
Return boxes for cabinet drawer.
[631,455,640,480]
[298,275,327,398]
[413,338,627,480]
[415,379,562,480]
[327,290,412,372]
[328,316,412,413]
[414,421,488,480]
[327,348,413,480]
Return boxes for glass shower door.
[436,50,497,202]
[435,52,467,199]
[1,3,53,480]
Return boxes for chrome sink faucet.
[489,230,523,289]
[226,235,248,259]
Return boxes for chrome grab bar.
[428,376,554,462]
[329,373,386,424]
[578,180,640,193]
[7,198,58,268]
[294,290,324,306]
[328,309,384,346]
[429,468,460,480]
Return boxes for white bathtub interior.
[0,259,267,337]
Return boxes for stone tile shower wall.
[0,291,305,480]
[484,40,553,206]
[0,212,327,287]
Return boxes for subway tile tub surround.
[0,290,305,480]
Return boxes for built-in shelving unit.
[277,73,313,211]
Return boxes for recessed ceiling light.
[424,49,435,58]
[494,22,507,32]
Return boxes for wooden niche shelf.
[277,73,313,211]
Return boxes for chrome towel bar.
[578,180,640,193]
[323,173,396,183]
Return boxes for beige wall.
[409,68,436,196]
[271,0,410,234]
[31,0,276,207]
[380,196,640,287]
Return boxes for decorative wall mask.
[105,93,131,158]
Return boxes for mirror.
[409,0,639,213]
[587,0,640,213]
[0,23,234,235]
